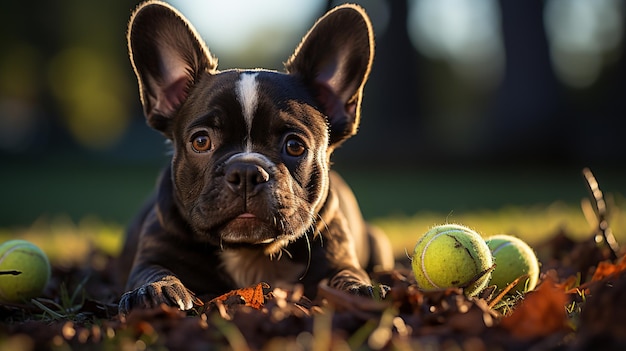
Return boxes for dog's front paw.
[118,276,199,316]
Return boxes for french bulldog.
[118,0,394,315]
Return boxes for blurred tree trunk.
[488,0,567,162]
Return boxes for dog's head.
[128,1,373,254]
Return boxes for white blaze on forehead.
[236,72,260,151]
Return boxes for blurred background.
[1,0,625,255]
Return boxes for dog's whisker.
[281,247,293,259]
[313,213,329,247]
[269,250,280,261]
[299,232,312,281]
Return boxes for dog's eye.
[284,137,306,157]
[191,133,211,153]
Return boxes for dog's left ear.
[285,4,374,147]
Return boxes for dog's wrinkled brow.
[186,113,220,132]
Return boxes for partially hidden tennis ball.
[0,240,51,303]
[485,234,539,295]
[412,224,493,296]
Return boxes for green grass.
[0,157,160,226]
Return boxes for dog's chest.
[220,249,307,289]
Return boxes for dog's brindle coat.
[118,1,393,314]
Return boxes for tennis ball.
[486,234,539,295]
[411,224,493,296]
[0,240,51,303]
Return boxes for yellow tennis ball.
[486,234,539,295]
[0,240,51,303]
[412,224,493,296]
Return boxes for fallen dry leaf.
[208,282,269,310]
[499,276,570,340]
[590,257,626,282]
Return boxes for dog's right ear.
[285,4,374,148]
[128,1,217,136]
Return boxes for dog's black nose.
[225,163,270,196]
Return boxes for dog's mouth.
[235,213,264,222]
[190,199,311,253]
[218,213,281,246]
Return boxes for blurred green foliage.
[0,1,136,151]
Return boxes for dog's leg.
[329,172,394,274]
[118,204,201,315]
[365,224,395,273]
[314,204,385,297]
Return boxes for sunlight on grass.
[0,215,123,265]
[0,201,625,264]
[374,201,626,257]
